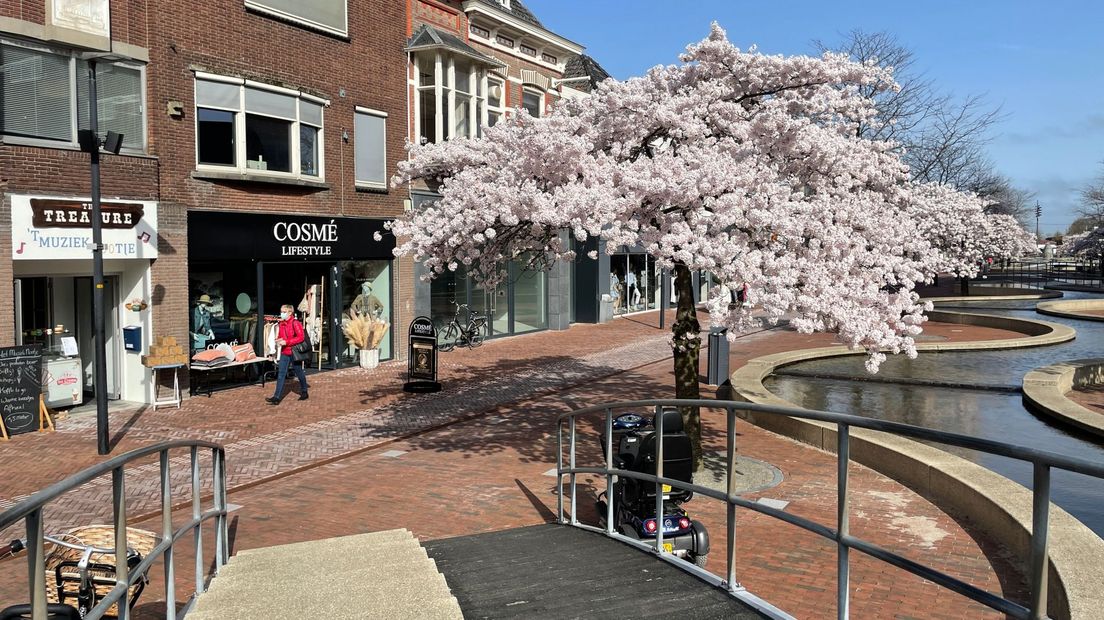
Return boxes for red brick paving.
[0,311,1028,618]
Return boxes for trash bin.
[707,327,729,386]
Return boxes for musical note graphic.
[139,232,151,244]
[15,241,25,254]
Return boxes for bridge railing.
[0,441,228,620]
[556,399,1104,620]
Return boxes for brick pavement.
[1069,384,1104,413]
[0,311,1024,618]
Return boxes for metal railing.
[556,399,1104,620]
[0,441,228,620]
[995,259,1104,290]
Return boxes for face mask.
[280,311,291,320]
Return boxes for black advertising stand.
[0,345,45,439]
[403,317,441,393]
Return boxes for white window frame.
[193,72,327,181]
[485,76,505,130]
[521,87,544,118]
[0,37,148,153]
[354,106,388,190]
[244,0,349,38]
[413,53,487,144]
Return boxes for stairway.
[187,529,463,620]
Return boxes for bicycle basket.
[44,526,158,618]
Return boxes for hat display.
[197,294,212,305]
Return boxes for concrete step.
[190,529,462,620]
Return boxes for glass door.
[75,276,121,400]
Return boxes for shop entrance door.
[75,276,121,400]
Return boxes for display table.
[189,357,276,397]
[151,363,184,410]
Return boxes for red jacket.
[278,318,305,356]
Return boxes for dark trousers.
[272,354,308,399]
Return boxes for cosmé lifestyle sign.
[11,195,158,260]
[188,211,394,261]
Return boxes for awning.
[406,24,506,69]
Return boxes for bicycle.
[1,526,154,620]
[438,300,488,352]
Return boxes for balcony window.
[1,40,145,150]
[195,74,325,179]
[415,53,490,144]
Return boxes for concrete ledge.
[1037,299,1104,323]
[730,311,1101,619]
[924,285,1063,303]
[1023,359,1104,438]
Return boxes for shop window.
[1,40,145,150]
[339,261,392,362]
[195,74,325,179]
[354,108,387,189]
[522,89,542,118]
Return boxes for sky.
[527,0,1104,234]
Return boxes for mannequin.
[626,270,641,311]
[609,272,623,313]
[349,281,384,319]
[191,294,215,350]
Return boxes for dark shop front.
[187,211,396,370]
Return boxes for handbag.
[290,320,313,362]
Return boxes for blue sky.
[527,0,1104,234]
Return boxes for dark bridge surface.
[425,524,768,619]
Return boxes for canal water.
[765,290,1104,537]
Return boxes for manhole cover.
[694,452,783,495]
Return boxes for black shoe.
[298,392,309,401]
[265,397,280,405]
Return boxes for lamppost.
[1035,201,1042,243]
[77,58,124,455]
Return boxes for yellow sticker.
[662,542,673,553]
[662,484,672,492]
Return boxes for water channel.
[765,290,1104,537]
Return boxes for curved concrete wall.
[1037,300,1104,323]
[924,286,1063,303]
[1023,359,1104,438]
[730,311,1101,619]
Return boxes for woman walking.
[267,304,309,404]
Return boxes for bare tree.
[965,170,1034,224]
[1079,163,1104,224]
[816,31,1007,192]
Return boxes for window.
[542,53,558,64]
[496,34,514,48]
[487,78,504,128]
[1,41,145,150]
[244,0,347,37]
[519,44,537,57]
[354,108,387,189]
[195,74,326,179]
[414,53,489,144]
[470,24,490,39]
[522,89,542,118]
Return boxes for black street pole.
[87,60,110,455]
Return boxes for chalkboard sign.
[0,345,43,436]
[404,317,441,393]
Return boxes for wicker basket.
[43,525,159,618]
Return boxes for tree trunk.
[959,276,970,296]
[671,263,702,470]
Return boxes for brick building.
[1,0,411,407]
[404,0,615,336]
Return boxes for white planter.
[359,348,380,369]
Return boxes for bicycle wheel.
[438,322,458,352]
[468,319,487,348]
